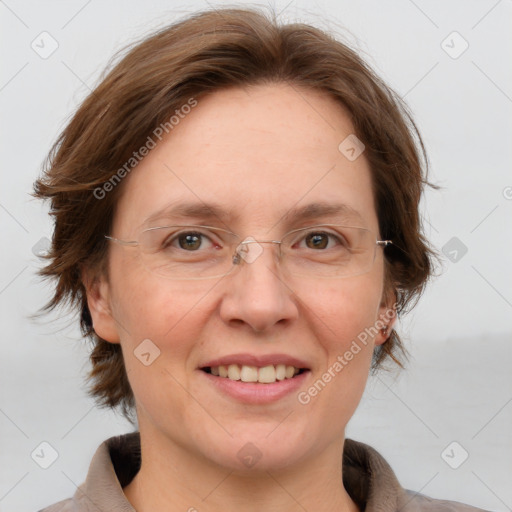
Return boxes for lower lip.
[199,369,310,404]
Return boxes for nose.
[219,240,299,333]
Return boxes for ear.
[375,288,397,347]
[81,267,121,344]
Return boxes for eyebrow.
[142,201,366,229]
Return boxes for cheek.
[293,278,381,445]
[109,255,212,363]
[109,274,213,418]
[301,274,382,393]
[303,272,383,342]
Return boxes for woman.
[34,7,488,511]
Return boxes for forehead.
[113,83,378,235]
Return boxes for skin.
[84,83,396,512]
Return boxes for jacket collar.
[70,432,415,511]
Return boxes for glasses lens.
[281,225,376,278]
[138,226,239,280]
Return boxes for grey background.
[1,0,511,511]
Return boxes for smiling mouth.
[201,364,308,384]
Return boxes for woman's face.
[88,83,393,471]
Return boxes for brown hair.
[33,7,437,420]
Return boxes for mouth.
[198,353,311,403]
[201,364,308,384]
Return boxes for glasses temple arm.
[104,235,139,246]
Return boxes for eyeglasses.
[105,224,392,280]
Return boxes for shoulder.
[37,498,74,511]
[343,438,493,512]
[36,432,140,512]
[403,490,492,512]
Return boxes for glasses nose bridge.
[233,237,284,266]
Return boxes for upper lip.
[200,353,310,369]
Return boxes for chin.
[199,424,316,473]
[213,446,308,474]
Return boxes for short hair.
[33,7,437,420]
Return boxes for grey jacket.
[39,432,490,511]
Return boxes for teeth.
[258,365,276,383]
[207,364,302,384]
[228,364,241,380]
[240,365,258,382]
[275,364,286,380]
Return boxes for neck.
[123,424,359,512]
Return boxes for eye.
[298,230,348,250]
[163,229,217,251]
